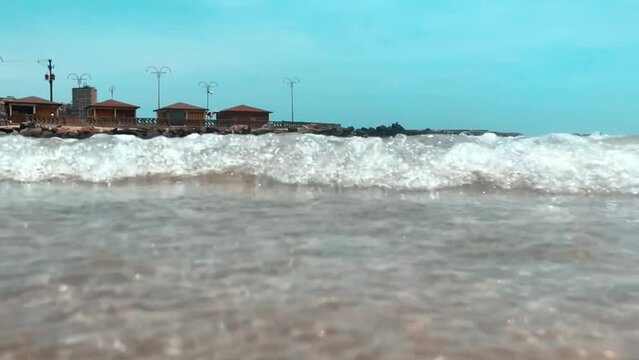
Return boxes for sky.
[1,0,638,134]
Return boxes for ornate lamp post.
[198,81,218,118]
[146,66,171,109]
[67,73,92,87]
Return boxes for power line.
[283,77,300,122]
[0,59,41,64]
[146,66,171,109]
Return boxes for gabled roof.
[87,99,139,109]
[218,104,272,113]
[154,102,207,112]
[4,96,62,106]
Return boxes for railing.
[211,119,341,129]
[25,115,342,130]
[27,115,166,128]
[212,119,268,129]
[270,121,341,129]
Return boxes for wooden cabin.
[215,105,271,128]
[2,96,62,123]
[86,99,139,119]
[155,102,207,126]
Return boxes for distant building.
[2,96,62,123]
[215,104,271,128]
[155,102,207,126]
[70,86,97,116]
[86,99,139,119]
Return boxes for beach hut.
[86,99,139,119]
[2,96,62,123]
[215,105,271,128]
[155,102,207,126]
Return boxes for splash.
[1,133,639,194]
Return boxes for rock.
[375,125,389,136]
[2,121,520,140]
[297,124,321,134]
[164,128,193,138]
[114,128,148,137]
[251,127,274,135]
[390,122,406,134]
[354,127,375,137]
[143,129,161,139]
[57,130,78,138]
[373,123,406,137]
[342,126,355,136]
[229,124,250,134]
[40,130,55,138]
[176,129,190,137]
[298,123,342,135]
[494,132,522,137]
[76,130,94,139]
[19,127,43,137]
[19,121,36,130]
[204,127,221,134]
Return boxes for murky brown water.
[1,181,638,359]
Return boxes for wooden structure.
[86,99,139,119]
[155,102,207,126]
[215,105,271,128]
[2,96,62,123]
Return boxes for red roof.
[218,104,272,113]
[154,102,207,112]
[4,96,62,106]
[87,99,139,109]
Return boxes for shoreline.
[0,122,522,139]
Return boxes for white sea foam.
[1,132,639,193]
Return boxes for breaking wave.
[1,132,639,194]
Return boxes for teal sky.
[1,0,638,134]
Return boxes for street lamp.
[146,66,171,109]
[109,86,116,99]
[198,81,218,118]
[67,73,92,87]
[283,77,300,122]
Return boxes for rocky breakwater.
[0,121,522,139]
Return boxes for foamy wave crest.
[1,133,639,193]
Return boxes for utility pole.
[283,77,300,121]
[109,86,116,99]
[39,59,55,101]
[67,73,92,87]
[146,66,171,109]
[198,81,218,118]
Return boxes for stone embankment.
[0,121,522,139]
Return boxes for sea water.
[1,133,638,359]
